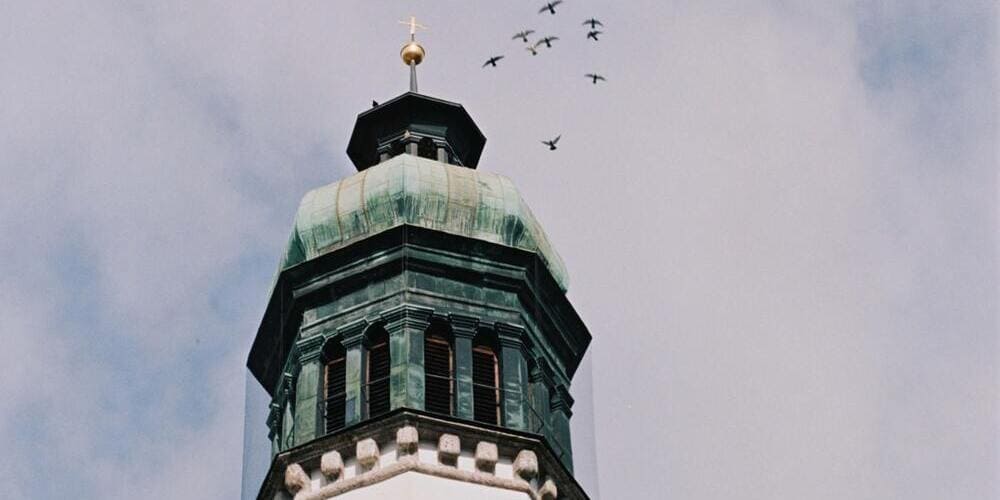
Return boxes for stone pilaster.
[381,304,433,410]
[267,401,281,455]
[338,320,368,426]
[496,322,530,431]
[449,313,479,421]
[294,334,324,445]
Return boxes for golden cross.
[398,16,427,41]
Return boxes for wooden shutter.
[366,333,391,417]
[472,345,500,425]
[324,348,347,433]
[424,333,453,415]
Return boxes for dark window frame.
[424,323,455,416]
[472,332,502,425]
[365,326,391,418]
[321,340,347,434]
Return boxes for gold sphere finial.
[398,16,427,66]
[401,42,425,66]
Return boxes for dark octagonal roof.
[346,92,486,170]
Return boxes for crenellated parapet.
[257,410,584,499]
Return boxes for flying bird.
[583,18,603,29]
[535,36,559,49]
[538,1,563,15]
[526,46,539,56]
[541,135,561,150]
[512,30,535,43]
[585,73,606,84]
[586,30,603,41]
[482,55,505,68]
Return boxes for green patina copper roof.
[281,154,569,291]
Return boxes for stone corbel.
[495,322,527,349]
[279,372,295,399]
[378,304,433,330]
[550,386,574,417]
[534,358,557,386]
[337,318,369,347]
[296,334,326,364]
[449,312,479,339]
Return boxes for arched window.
[322,340,347,434]
[365,326,391,418]
[424,322,454,416]
[472,332,501,425]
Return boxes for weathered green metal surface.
[500,343,530,431]
[293,360,319,445]
[280,154,569,291]
[452,335,474,420]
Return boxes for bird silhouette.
[585,73,606,84]
[538,1,563,15]
[587,30,603,41]
[526,46,539,56]
[541,135,561,150]
[482,55,505,68]
[583,18,604,29]
[535,36,559,49]
[512,30,535,43]
[372,100,379,107]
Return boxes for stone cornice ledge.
[297,456,537,500]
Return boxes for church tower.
[246,22,592,499]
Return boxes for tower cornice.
[249,224,590,397]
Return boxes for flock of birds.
[480,1,606,151]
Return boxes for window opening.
[365,327,391,418]
[322,341,347,434]
[424,325,454,416]
[472,335,501,425]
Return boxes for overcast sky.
[1,1,996,499]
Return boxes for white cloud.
[0,1,993,499]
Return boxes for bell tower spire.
[244,16,593,500]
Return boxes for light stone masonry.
[475,441,499,473]
[320,450,343,480]
[356,438,380,471]
[282,425,565,499]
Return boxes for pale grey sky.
[0,1,995,499]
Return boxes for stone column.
[338,320,368,426]
[278,372,295,449]
[496,322,530,431]
[293,335,324,446]
[450,313,479,420]
[382,304,433,410]
[528,362,552,434]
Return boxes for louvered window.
[472,340,501,425]
[323,342,347,434]
[366,328,391,418]
[424,329,454,415]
